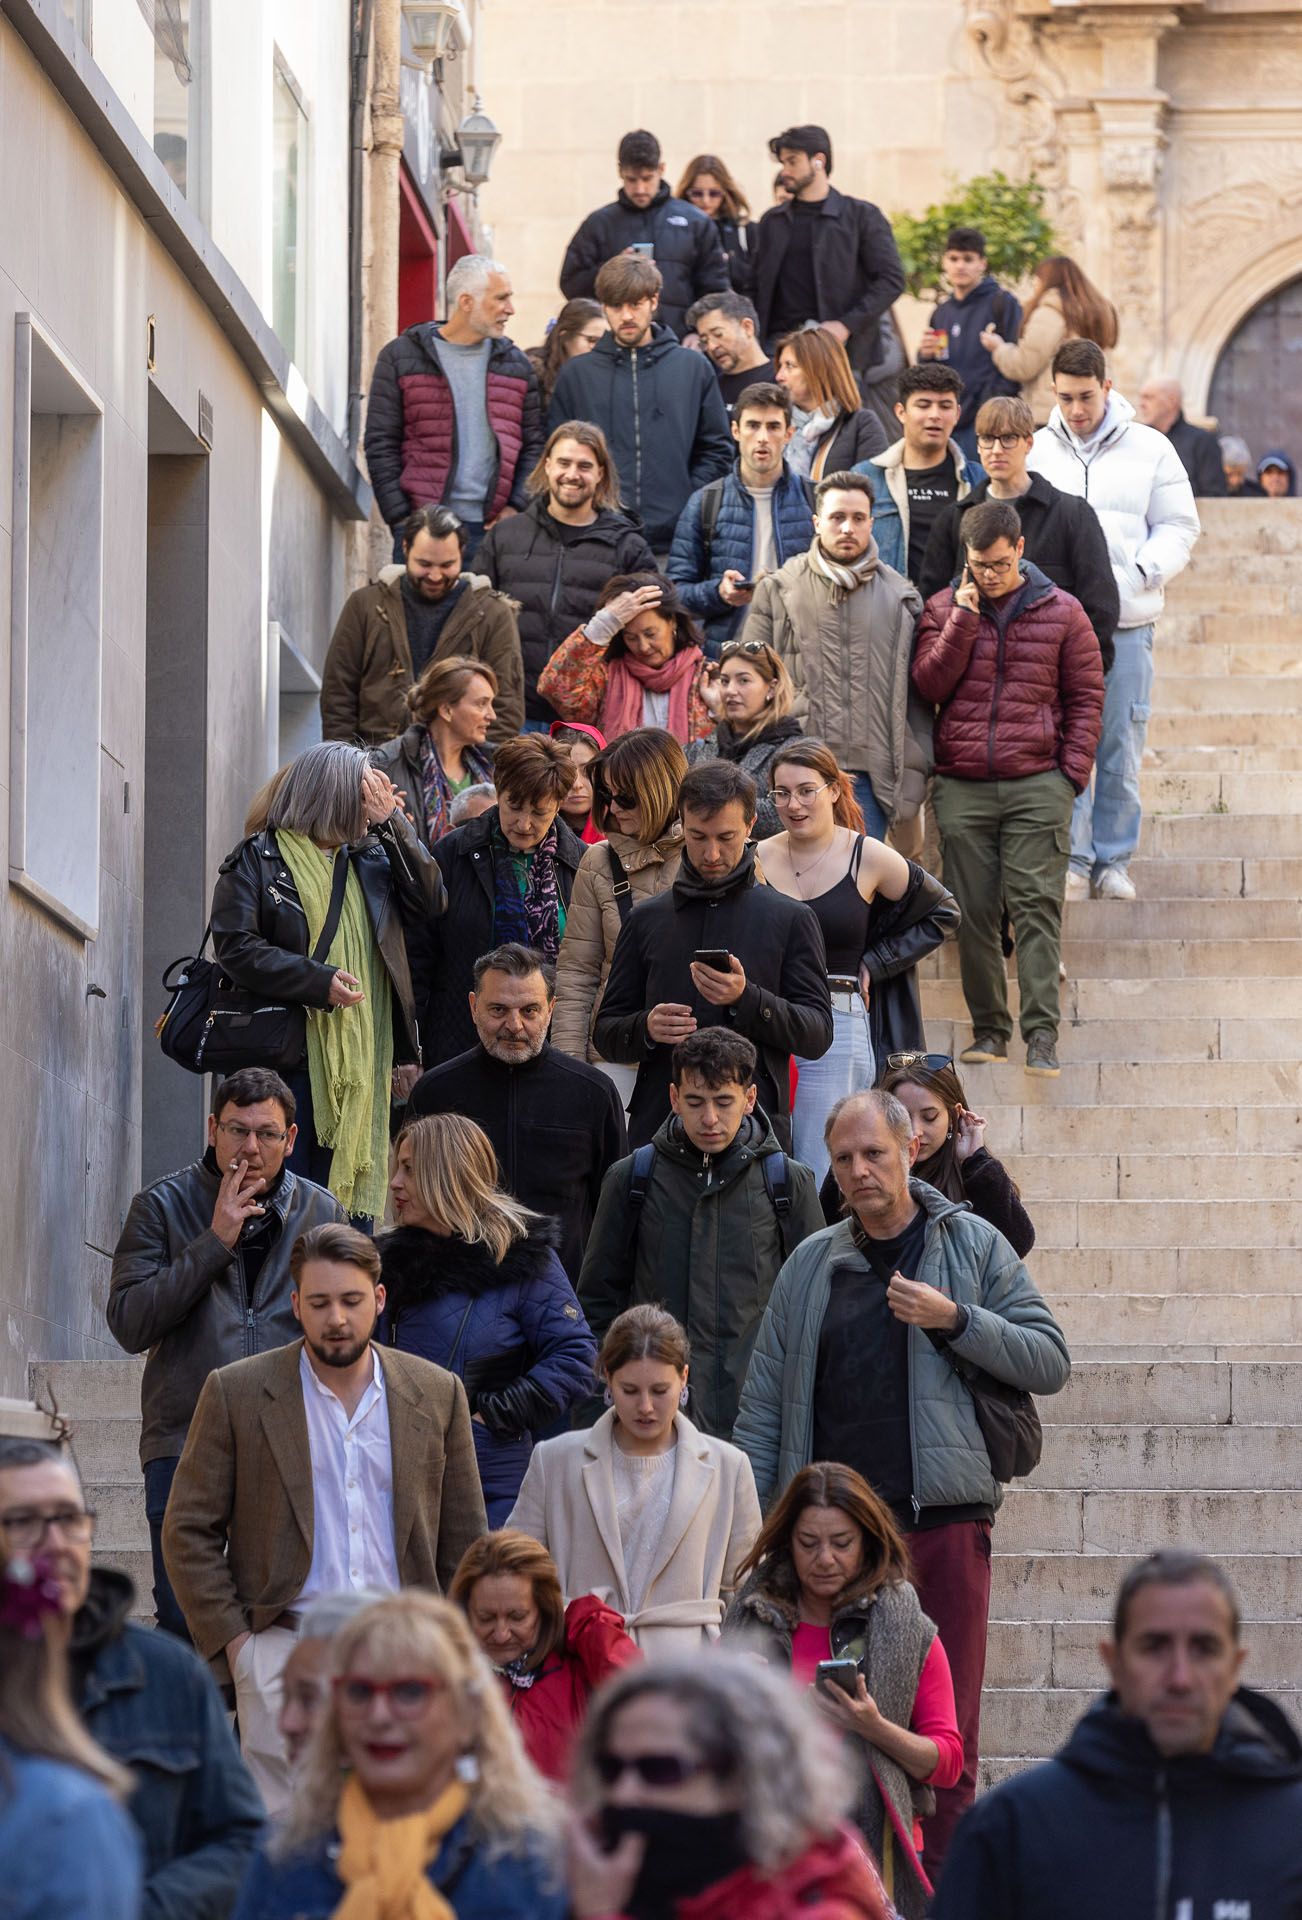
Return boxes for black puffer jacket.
[549,327,733,549]
[477,496,657,721]
[560,183,730,338]
[209,812,444,1065]
[419,807,585,1067]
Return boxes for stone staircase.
[26,502,1302,1780]
[920,497,1302,1779]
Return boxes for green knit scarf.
[277,831,393,1221]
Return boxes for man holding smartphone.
[594,760,833,1149]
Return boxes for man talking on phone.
[594,760,833,1149]
[107,1068,345,1638]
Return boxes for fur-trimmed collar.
[377,1219,560,1306]
[730,1552,888,1635]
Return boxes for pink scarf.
[601,645,702,742]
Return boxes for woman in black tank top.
[759,741,913,1182]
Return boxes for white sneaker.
[1064,870,1090,902]
[1096,866,1137,901]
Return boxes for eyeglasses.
[968,558,1017,577]
[886,1052,954,1072]
[974,433,1026,451]
[333,1675,445,1719]
[216,1122,289,1147]
[769,781,833,807]
[594,1750,719,1788]
[0,1507,96,1551]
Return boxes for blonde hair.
[390,1114,538,1261]
[277,1593,555,1860]
[590,727,688,843]
[572,1654,855,1872]
[718,642,796,743]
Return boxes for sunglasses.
[594,1750,717,1788]
[886,1052,954,1072]
[721,639,773,662]
[333,1675,444,1718]
[597,785,638,811]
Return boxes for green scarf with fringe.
[277,831,393,1221]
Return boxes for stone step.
[94,1547,154,1596]
[1162,610,1302,649]
[923,974,1302,1020]
[30,1357,144,1421]
[1147,743,1302,773]
[1047,1361,1296,1427]
[1013,1152,1302,1202]
[928,1015,1302,1065]
[1140,811,1302,856]
[985,1617,1298,1689]
[1051,1294,1302,1348]
[69,1417,143,1484]
[929,936,1302,979]
[1037,1199,1302,1250]
[83,1479,148,1551]
[982,1686,1302,1757]
[1139,770,1302,813]
[981,1102,1299,1153]
[1034,1424,1302,1492]
[998,1486,1302,1555]
[957,1059,1302,1106]
[1070,1343,1302,1364]
[1029,1248,1302,1296]
[1126,856,1302,899]
[1147,674,1302,714]
[1178,500,1302,548]
[992,1551,1302,1621]
[1062,898,1302,938]
[1156,641,1302,678]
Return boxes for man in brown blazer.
[163,1221,486,1815]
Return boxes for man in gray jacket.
[734,1086,1069,1878]
[107,1067,345,1639]
[743,468,928,839]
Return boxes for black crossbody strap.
[608,842,635,924]
[309,849,352,964]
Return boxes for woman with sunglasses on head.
[552,730,688,1103]
[688,640,803,839]
[508,1305,760,1659]
[538,573,715,747]
[450,1529,640,1784]
[879,1053,1034,1256]
[760,740,958,1185]
[722,1462,962,1919]
[566,1652,891,1920]
[232,1592,567,1920]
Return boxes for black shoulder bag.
[928,1330,1043,1482]
[157,847,351,1077]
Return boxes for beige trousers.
[230,1624,297,1817]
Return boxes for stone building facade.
[480,0,1302,450]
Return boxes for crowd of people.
[5,115,1298,1920]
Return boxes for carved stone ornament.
[963,0,1084,247]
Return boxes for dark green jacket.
[577,1109,824,1438]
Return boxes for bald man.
[1138,379,1226,497]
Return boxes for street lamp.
[402,0,465,66]
[443,97,502,190]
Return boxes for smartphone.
[731,579,755,592]
[815,1658,860,1698]
[694,949,732,971]
[628,241,654,257]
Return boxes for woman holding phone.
[721,1462,962,1919]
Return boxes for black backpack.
[622,1139,794,1261]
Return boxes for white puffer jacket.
[1029,393,1200,630]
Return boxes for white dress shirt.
[297,1344,401,1604]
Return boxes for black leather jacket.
[209,811,444,1064]
[863,860,961,1062]
[107,1157,346,1464]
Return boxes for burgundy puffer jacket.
[912,564,1104,790]
[364,323,545,530]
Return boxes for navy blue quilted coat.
[378,1222,597,1525]
[667,461,816,651]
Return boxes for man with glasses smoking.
[107,1067,345,1640]
[918,394,1119,667]
[0,1435,263,1910]
[911,499,1104,1078]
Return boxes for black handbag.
[930,1334,1043,1482]
[157,848,351,1077]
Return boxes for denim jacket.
[0,1739,142,1920]
[72,1570,265,1919]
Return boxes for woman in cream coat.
[981,256,1119,426]
[508,1305,760,1658]
[550,729,688,1101]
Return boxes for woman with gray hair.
[566,1652,891,1919]
[210,739,444,1218]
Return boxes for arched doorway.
[1209,278,1302,463]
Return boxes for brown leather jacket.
[319,567,524,746]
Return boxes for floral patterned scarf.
[417,733,493,843]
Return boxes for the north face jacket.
[559,182,730,338]
[733,1179,1070,1508]
[363,323,545,530]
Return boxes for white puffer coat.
[1029,393,1199,631]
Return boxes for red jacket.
[501,1594,639,1782]
[911,565,1104,791]
[619,1825,890,1920]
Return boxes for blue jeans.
[1070,623,1154,878]
[793,997,875,1186]
[851,773,888,841]
[143,1455,191,1640]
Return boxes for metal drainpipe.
[346,0,376,456]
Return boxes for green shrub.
[891,172,1057,301]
